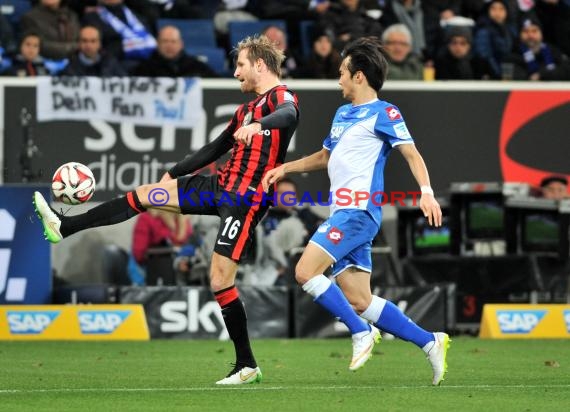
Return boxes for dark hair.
[19,31,41,46]
[540,175,568,188]
[341,36,388,92]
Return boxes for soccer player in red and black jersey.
[33,35,299,385]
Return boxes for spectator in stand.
[473,0,517,79]
[380,0,426,59]
[3,32,49,77]
[382,23,424,80]
[131,25,218,77]
[129,209,194,285]
[144,0,201,20]
[262,25,300,78]
[540,175,568,200]
[20,0,80,60]
[61,25,127,76]
[296,27,342,79]
[434,25,494,79]
[83,0,156,70]
[420,0,462,61]
[316,0,383,52]
[214,0,258,37]
[517,0,570,57]
[503,15,570,81]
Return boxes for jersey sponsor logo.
[327,227,344,244]
[393,122,412,140]
[564,310,570,333]
[7,310,60,334]
[497,310,546,334]
[78,310,131,334]
[386,106,401,121]
[330,122,350,140]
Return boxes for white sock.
[301,274,331,299]
[422,334,437,354]
[360,295,387,324]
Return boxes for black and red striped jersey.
[218,85,299,196]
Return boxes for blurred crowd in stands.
[0,0,569,80]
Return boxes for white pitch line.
[1,384,570,394]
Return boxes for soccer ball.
[52,162,96,205]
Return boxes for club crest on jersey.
[243,112,253,126]
[327,227,344,244]
[386,106,401,121]
[357,108,370,118]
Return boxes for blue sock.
[303,275,370,334]
[362,296,433,348]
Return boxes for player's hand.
[233,122,262,146]
[262,165,286,192]
[420,194,442,227]
[159,171,173,183]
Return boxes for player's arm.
[262,148,330,191]
[234,101,298,146]
[162,123,236,182]
[397,143,442,227]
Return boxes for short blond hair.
[235,35,285,77]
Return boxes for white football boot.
[426,332,451,385]
[216,365,262,385]
[349,325,381,371]
[33,191,63,243]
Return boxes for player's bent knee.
[294,263,315,285]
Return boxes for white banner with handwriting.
[36,76,202,127]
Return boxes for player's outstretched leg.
[33,190,148,243]
[360,296,451,385]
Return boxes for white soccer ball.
[51,162,96,205]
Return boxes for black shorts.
[177,175,269,262]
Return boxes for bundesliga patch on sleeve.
[393,122,412,139]
[283,91,295,102]
[385,106,402,121]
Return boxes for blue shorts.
[309,209,380,277]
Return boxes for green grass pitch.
[1,338,569,411]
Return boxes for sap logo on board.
[78,310,131,334]
[7,311,60,334]
[497,310,546,334]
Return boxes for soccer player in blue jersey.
[263,36,450,385]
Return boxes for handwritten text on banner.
[36,76,203,127]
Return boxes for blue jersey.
[323,98,414,225]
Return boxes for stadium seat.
[299,20,315,58]
[228,20,286,48]
[186,46,228,76]
[157,18,217,48]
[0,0,31,31]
